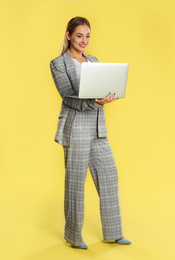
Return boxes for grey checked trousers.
[63,109,123,246]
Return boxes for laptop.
[78,62,129,99]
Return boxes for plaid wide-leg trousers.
[63,109,123,246]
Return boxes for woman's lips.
[79,45,86,48]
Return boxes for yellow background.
[0,0,175,259]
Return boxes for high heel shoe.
[71,242,88,249]
[115,237,132,244]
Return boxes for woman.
[50,16,131,249]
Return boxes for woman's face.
[66,24,91,53]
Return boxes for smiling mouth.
[79,44,86,47]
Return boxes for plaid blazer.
[50,48,108,146]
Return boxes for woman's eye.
[77,36,90,38]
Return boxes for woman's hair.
[59,16,91,56]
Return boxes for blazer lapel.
[63,48,96,94]
[63,48,79,93]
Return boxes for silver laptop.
[78,62,129,99]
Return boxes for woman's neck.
[69,48,84,59]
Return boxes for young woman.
[50,16,131,249]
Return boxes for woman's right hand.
[95,92,119,105]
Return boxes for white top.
[72,58,91,83]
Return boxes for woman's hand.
[95,93,119,105]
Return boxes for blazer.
[50,48,108,146]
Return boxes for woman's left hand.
[95,92,119,105]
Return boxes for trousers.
[63,109,123,246]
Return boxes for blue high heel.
[115,237,132,244]
[71,242,88,249]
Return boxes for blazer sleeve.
[50,59,103,111]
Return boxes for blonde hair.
[59,16,91,56]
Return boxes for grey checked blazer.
[50,48,108,146]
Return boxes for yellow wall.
[0,1,174,260]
